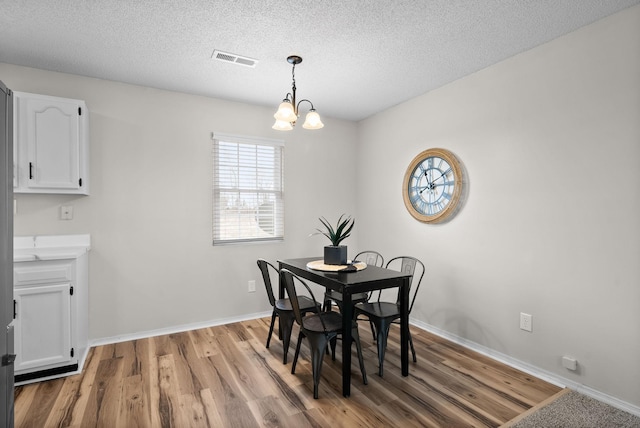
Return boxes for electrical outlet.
[520,312,532,332]
[562,356,578,371]
[248,280,256,293]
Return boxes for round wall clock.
[402,148,465,224]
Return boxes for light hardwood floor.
[14,317,561,427]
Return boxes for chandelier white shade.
[273,100,297,123]
[302,109,323,129]
[272,55,324,131]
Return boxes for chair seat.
[302,311,343,333]
[325,290,369,303]
[355,301,400,318]
[276,295,318,312]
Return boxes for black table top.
[278,257,412,293]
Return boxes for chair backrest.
[376,256,425,313]
[353,250,384,267]
[280,269,327,333]
[257,259,279,307]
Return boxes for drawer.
[14,260,75,286]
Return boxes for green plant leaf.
[314,214,354,246]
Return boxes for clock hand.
[432,171,445,182]
[423,170,432,186]
[432,168,452,183]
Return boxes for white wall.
[356,5,640,407]
[0,62,358,339]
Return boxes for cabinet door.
[20,96,81,190]
[14,283,72,372]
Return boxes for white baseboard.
[410,319,640,417]
[90,311,271,347]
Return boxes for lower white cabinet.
[14,283,72,372]
[13,249,89,383]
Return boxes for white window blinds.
[212,133,284,244]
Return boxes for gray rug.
[511,390,640,428]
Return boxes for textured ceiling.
[1,1,638,121]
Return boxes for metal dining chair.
[257,259,321,364]
[322,250,384,312]
[354,256,425,376]
[281,268,368,399]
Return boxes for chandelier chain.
[291,63,297,93]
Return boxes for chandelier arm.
[296,99,316,111]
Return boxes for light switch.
[60,205,73,220]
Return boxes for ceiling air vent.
[211,50,258,68]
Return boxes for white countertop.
[14,234,91,262]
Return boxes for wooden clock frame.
[402,147,464,224]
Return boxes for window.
[212,132,284,244]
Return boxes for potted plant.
[313,214,354,265]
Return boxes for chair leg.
[266,311,277,348]
[279,312,296,364]
[352,325,368,385]
[306,334,330,399]
[291,332,304,374]
[369,320,376,341]
[329,337,337,361]
[409,329,417,363]
[323,298,332,312]
[375,321,392,377]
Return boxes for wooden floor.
[14,317,561,427]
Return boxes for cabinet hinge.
[79,178,82,187]
[78,107,82,116]
[71,348,74,358]
[70,286,74,296]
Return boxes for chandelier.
[272,55,324,131]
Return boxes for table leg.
[276,262,285,340]
[341,291,352,397]
[277,261,285,300]
[400,277,409,376]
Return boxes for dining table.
[277,256,413,397]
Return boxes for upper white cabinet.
[13,92,89,195]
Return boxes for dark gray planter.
[324,245,347,265]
